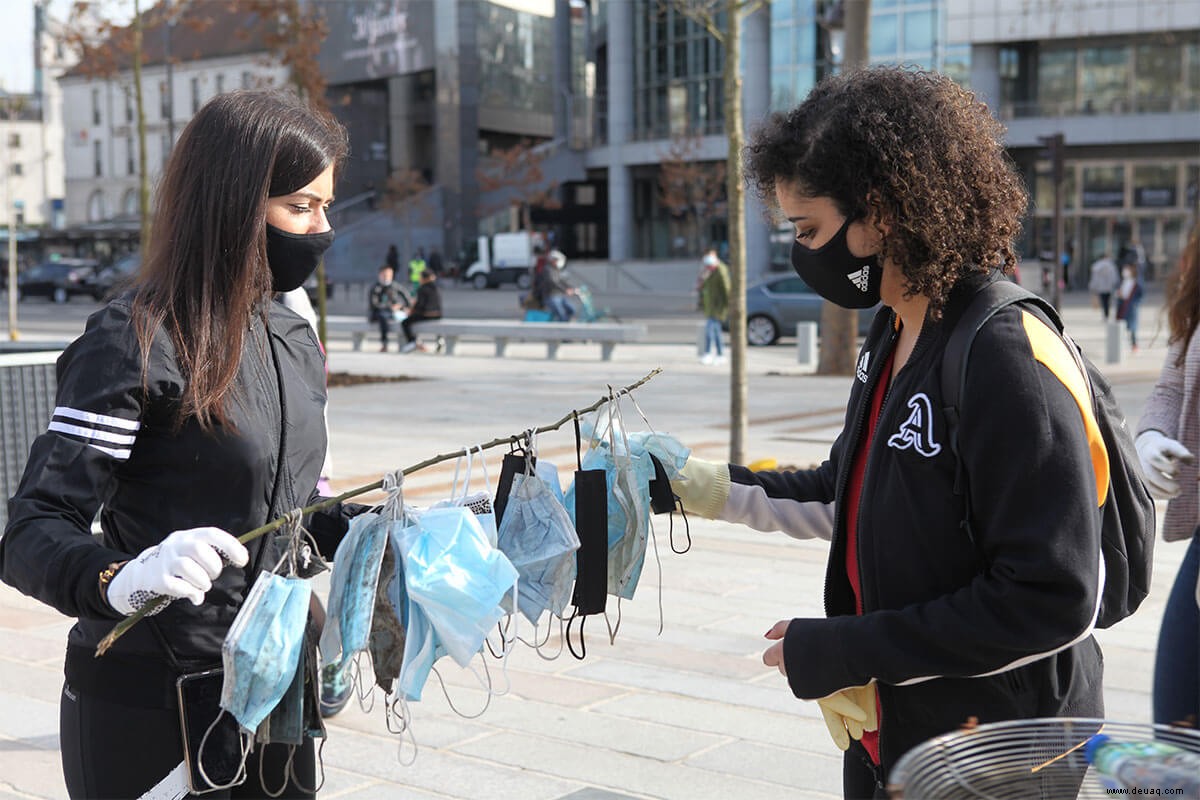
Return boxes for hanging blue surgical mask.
[221,571,312,733]
[318,512,390,688]
[398,506,519,668]
[497,472,580,624]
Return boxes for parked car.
[84,252,141,300]
[744,274,878,346]
[16,258,101,303]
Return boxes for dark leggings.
[401,312,439,343]
[60,682,316,799]
[1154,532,1200,728]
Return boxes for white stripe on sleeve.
[52,406,141,431]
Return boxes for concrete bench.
[347,319,647,361]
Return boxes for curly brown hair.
[744,67,1028,315]
[1165,224,1200,365]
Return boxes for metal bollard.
[796,322,818,366]
[1105,320,1122,364]
[696,322,708,356]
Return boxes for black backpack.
[941,279,1155,629]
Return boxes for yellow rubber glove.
[816,681,878,751]
[668,456,730,519]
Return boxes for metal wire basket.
[888,718,1200,799]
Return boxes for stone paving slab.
[0,289,1190,798]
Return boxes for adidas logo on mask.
[847,267,871,292]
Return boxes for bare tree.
[658,132,726,255]
[669,0,765,465]
[817,0,871,375]
[381,167,432,279]
[476,139,561,232]
[62,0,159,249]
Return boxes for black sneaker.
[319,664,353,718]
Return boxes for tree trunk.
[724,2,748,465]
[816,0,871,376]
[132,0,150,251]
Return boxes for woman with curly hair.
[670,68,1106,797]
[1136,224,1200,731]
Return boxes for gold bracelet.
[98,561,128,599]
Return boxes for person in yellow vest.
[408,247,426,293]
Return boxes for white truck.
[463,232,540,290]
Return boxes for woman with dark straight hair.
[1,89,362,798]
[1137,223,1200,731]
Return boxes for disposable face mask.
[367,542,406,694]
[318,512,389,688]
[397,506,519,669]
[536,460,566,505]
[431,446,498,546]
[221,571,313,733]
[256,651,305,746]
[580,406,653,600]
[496,472,580,625]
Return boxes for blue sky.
[1,2,38,94]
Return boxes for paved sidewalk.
[0,290,1188,799]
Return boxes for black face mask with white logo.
[265,224,335,293]
[789,217,882,309]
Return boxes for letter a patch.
[887,393,942,457]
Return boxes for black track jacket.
[723,273,1105,772]
[1,295,358,670]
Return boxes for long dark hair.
[132,90,347,430]
[744,67,1028,316]
[1166,224,1200,366]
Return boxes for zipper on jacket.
[855,311,941,614]
[825,314,900,618]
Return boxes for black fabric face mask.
[266,224,335,293]
[789,217,882,309]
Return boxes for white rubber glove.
[106,527,249,616]
[668,456,731,519]
[1135,430,1194,500]
[817,682,879,751]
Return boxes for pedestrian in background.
[697,247,729,365]
[1136,223,1200,731]
[385,243,400,274]
[0,89,365,799]
[673,67,1106,797]
[368,264,409,352]
[1088,251,1119,320]
[1117,261,1145,353]
[408,247,427,293]
[401,269,443,352]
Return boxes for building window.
[1081,45,1131,114]
[87,189,105,222]
[1133,164,1179,208]
[215,73,224,94]
[93,140,102,177]
[191,77,200,114]
[870,14,898,58]
[124,86,133,122]
[9,163,22,176]
[1081,165,1125,208]
[159,81,171,121]
[126,135,135,176]
[7,132,19,148]
[91,88,100,125]
[161,133,170,168]
[632,1,726,139]
[1135,42,1182,112]
[1037,48,1077,115]
[122,189,138,216]
[241,71,253,89]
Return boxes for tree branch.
[95,368,664,656]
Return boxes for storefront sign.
[1134,187,1176,208]
[1081,189,1124,208]
[318,1,435,86]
